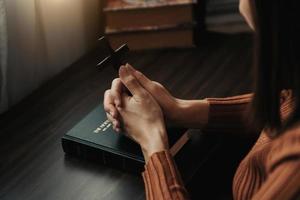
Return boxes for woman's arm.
[141,94,257,200]
[174,94,259,136]
[202,94,256,134]
[174,94,253,131]
[105,65,190,199]
[104,65,256,134]
[169,99,209,128]
[132,66,256,134]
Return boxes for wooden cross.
[97,37,130,70]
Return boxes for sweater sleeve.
[202,93,256,134]
[251,128,300,200]
[142,150,190,200]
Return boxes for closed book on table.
[62,105,189,173]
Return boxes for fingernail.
[126,64,135,73]
[119,65,128,76]
[119,65,125,72]
[116,128,121,133]
[126,64,133,71]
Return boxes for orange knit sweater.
[142,93,300,200]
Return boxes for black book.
[62,105,189,173]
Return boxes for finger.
[106,112,115,123]
[127,64,161,97]
[119,64,147,98]
[105,104,119,118]
[111,78,123,107]
[103,90,118,118]
[129,66,153,91]
[125,63,138,72]
[107,112,121,129]
[106,113,121,130]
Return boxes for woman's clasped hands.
[103,64,179,161]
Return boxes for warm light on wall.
[45,0,65,4]
[2,0,102,111]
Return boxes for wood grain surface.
[0,32,254,200]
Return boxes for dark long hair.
[252,0,300,133]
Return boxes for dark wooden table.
[0,32,254,200]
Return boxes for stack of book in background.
[103,0,205,50]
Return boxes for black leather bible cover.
[61,105,188,173]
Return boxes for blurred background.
[0,0,103,113]
[0,0,250,114]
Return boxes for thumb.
[119,65,146,98]
[118,90,130,111]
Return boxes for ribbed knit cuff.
[203,94,253,134]
[142,150,189,200]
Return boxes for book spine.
[61,138,144,174]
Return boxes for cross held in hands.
[97,37,130,71]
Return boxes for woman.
[103,0,300,199]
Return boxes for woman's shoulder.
[266,124,300,173]
[272,123,300,149]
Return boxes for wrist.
[168,99,190,126]
[171,99,209,128]
[167,98,186,126]
[142,144,166,163]
[141,128,169,163]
